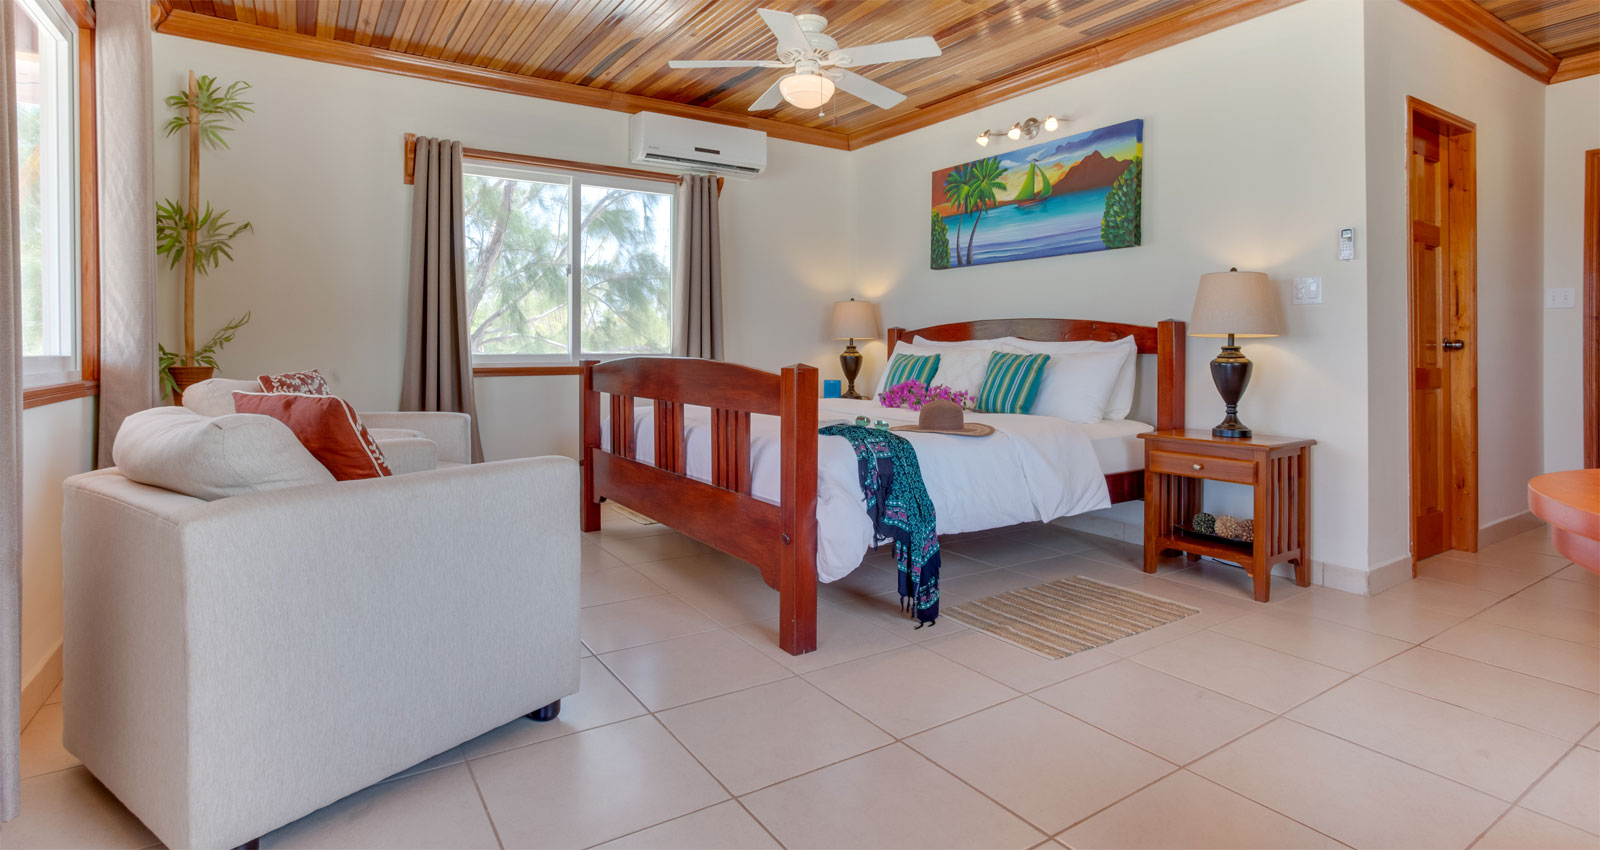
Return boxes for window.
[14,0,77,387]
[463,163,674,363]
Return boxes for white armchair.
[60,453,580,849]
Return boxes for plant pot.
[167,365,215,407]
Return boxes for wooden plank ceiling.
[156,0,1598,147]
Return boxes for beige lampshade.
[1189,271,1285,338]
[832,299,879,341]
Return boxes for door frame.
[1406,96,1479,563]
[1584,149,1598,469]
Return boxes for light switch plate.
[1293,277,1323,305]
[1546,287,1576,309]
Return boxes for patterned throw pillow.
[231,391,392,480]
[975,351,1052,414]
[882,353,941,391]
[258,369,331,395]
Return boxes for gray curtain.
[402,137,482,463]
[672,174,722,360]
[1,0,22,821]
[95,0,158,466]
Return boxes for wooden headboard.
[886,318,1186,431]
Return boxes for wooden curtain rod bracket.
[403,132,723,195]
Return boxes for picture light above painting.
[931,119,1143,269]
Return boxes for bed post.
[886,327,908,360]
[1156,320,1186,431]
[778,364,819,655]
[579,360,602,533]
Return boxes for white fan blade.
[669,59,787,69]
[829,36,941,67]
[748,77,787,111]
[832,69,906,109]
[758,8,813,57]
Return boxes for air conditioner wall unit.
[629,112,767,177]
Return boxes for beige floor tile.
[594,801,780,850]
[803,645,1018,737]
[657,677,892,794]
[1435,544,1570,575]
[579,593,721,654]
[261,763,497,849]
[1363,647,1600,742]
[597,505,678,538]
[1558,564,1600,586]
[1004,523,1101,554]
[740,743,1045,850]
[1160,559,1314,603]
[822,587,973,642]
[1521,748,1600,835]
[471,715,727,849]
[1474,807,1600,850]
[45,681,61,705]
[597,531,714,565]
[1211,609,1412,673]
[1097,620,1201,657]
[943,535,1060,567]
[1377,577,1508,617]
[1288,677,1571,800]
[21,702,82,779]
[729,601,911,674]
[921,628,1118,692]
[1476,596,1600,647]
[907,697,1172,835]
[601,628,792,710]
[1583,726,1600,750]
[1192,719,1504,849]
[460,657,646,759]
[1035,661,1272,764]
[1074,539,1152,572]
[1116,577,1259,629]
[582,565,667,608]
[1425,619,1600,693]
[1128,630,1348,713]
[937,567,1051,605]
[2,766,157,850]
[1417,555,1547,594]
[824,561,902,596]
[1271,587,1465,643]
[383,746,464,783]
[1517,576,1600,613]
[1057,770,1344,850]
[1009,553,1150,587]
[581,540,629,573]
[634,554,784,626]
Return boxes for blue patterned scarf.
[819,425,940,626]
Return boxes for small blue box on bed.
[823,379,842,398]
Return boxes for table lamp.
[832,298,879,399]
[1189,269,1284,438]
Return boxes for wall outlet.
[1293,277,1323,305]
[1546,287,1576,309]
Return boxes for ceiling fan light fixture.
[778,72,836,109]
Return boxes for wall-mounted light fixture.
[975,114,1063,146]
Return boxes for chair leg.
[526,699,561,722]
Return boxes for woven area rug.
[610,503,659,525]
[945,576,1200,659]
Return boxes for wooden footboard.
[580,358,819,655]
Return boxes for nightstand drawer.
[1148,449,1256,484]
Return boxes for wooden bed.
[580,318,1186,656]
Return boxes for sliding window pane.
[15,0,73,376]
[463,172,571,357]
[579,184,671,355]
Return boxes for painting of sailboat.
[930,119,1143,269]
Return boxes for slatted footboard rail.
[580,358,819,655]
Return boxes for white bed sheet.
[1079,418,1155,475]
[610,399,1126,582]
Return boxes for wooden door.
[1407,99,1478,565]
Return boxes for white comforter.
[614,399,1111,582]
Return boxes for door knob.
[1442,339,1465,351]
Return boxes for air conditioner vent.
[629,112,766,177]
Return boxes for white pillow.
[876,341,1019,399]
[113,406,335,500]
[1023,348,1129,423]
[180,377,262,417]
[998,335,1138,420]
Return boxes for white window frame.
[463,160,675,365]
[16,0,79,388]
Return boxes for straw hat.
[889,399,994,437]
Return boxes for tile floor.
[10,507,1600,849]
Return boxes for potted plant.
[155,70,253,403]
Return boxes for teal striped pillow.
[882,353,941,390]
[976,351,1052,414]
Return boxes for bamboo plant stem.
[184,69,198,365]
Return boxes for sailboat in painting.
[1013,159,1053,210]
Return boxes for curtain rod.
[402,133,721,192]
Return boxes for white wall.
[19,398,94,701]
[150,35,852,461]
[849,0,1372,579]
[1542,76,1600,473]
[1363,0,1548,572]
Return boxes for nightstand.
[1138,429,1316,602]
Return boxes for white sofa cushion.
[113,406,335,500]
[372,431,440,475]
[181,378,261,417]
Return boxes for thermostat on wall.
[1338,228,1356,261]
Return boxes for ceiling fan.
[667,8,942,112]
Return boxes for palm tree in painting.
[941,165,971,267]
[961,157,1006,265]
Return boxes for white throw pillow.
[180,377,263,417]
[998,335,1138,420]
[1021,348,1129,423]
[113,406,335,500]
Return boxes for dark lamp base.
[1209,341,1255,440]
[840,342,865,399]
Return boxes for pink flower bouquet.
[879,380,974,411]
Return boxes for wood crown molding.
[23,379,99,409]
[1396,0,1560,83]
[1552,50,1600,84]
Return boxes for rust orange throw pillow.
[232,391,392,481]
[258,369,331,395]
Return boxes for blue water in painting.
[940,187,1111,267]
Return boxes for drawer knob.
[1192,463,1203,470]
